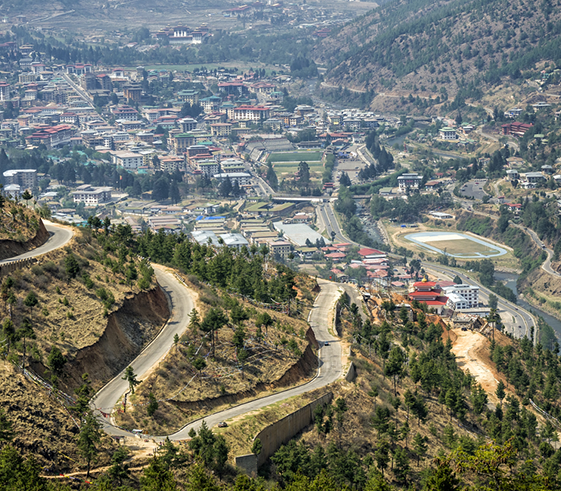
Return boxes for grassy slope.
[115,274,319,435]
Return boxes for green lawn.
[267,151,323,163]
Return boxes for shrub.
[31,265,43,276]
[82,273,94,289]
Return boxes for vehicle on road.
[324,341,330,346]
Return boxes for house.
[506,169,519,180]
[504,202,522,213]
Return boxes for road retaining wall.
[235,392,333,474]
[0,257,36,277]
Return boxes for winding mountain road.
[0,220,74,265]
[93,278,346,441]
[6,220,352,440]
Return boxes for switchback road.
[93,278,347,440]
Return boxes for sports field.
[405,232,507,258]
[267,151,322,163]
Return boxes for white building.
[446,293,470,311]
[113,151,143,170]
[220,233,249,251]
[439,127,458,140]
[2,183,21,198]
[397,173,423,192]
[71,185,112,205]
[213,172,252,186]
[443,284,480,309]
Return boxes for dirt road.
[451,329,500,403]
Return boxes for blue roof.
[196,215,225,221]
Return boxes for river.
[495,272,561,340]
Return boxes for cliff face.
[0,219,49,260]
[57,286,170,391]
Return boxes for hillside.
[115,276,318,435]
[317,0,561,104]
[0,203,49,260]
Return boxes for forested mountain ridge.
[317,0,561,100]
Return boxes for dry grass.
[0,203,41,243]
[115,275,318,435]
[1,229,157,363]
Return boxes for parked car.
[218,422,228,428]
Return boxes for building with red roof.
[357,247,386,257]
[408,279,448,313]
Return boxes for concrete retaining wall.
[345,361,357,382]
[0,257,36,277]
[235,392,333,473]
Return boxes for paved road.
[0,220,74,265]
[93,278,346,440]
[91,267,195,435]
[423,263,536,342]
[320,201,537,340]
[318,202,348,244]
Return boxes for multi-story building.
[123,83,142,102]
[179,118,198,132]
[230,105,270,121]
[397,173,423,192]
[170,133,196,154]
[112,151,143,170]
[269,240,292,260]
[112,105,139,121]
[213,172,252,186]
[200,96,222,113]
[178,91,199,104]
[442,284,479,309]
[439,127,458,140]
[71,184,112,205]
[160,156,184,172]
[210,123,232,137]
[0,82,10,101]
[198,161,220,177]
[408,280,448,314]
[3,169,37,189]
[25,124,74,148]
[524,172,545,184]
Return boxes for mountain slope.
[317,0,561,100]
